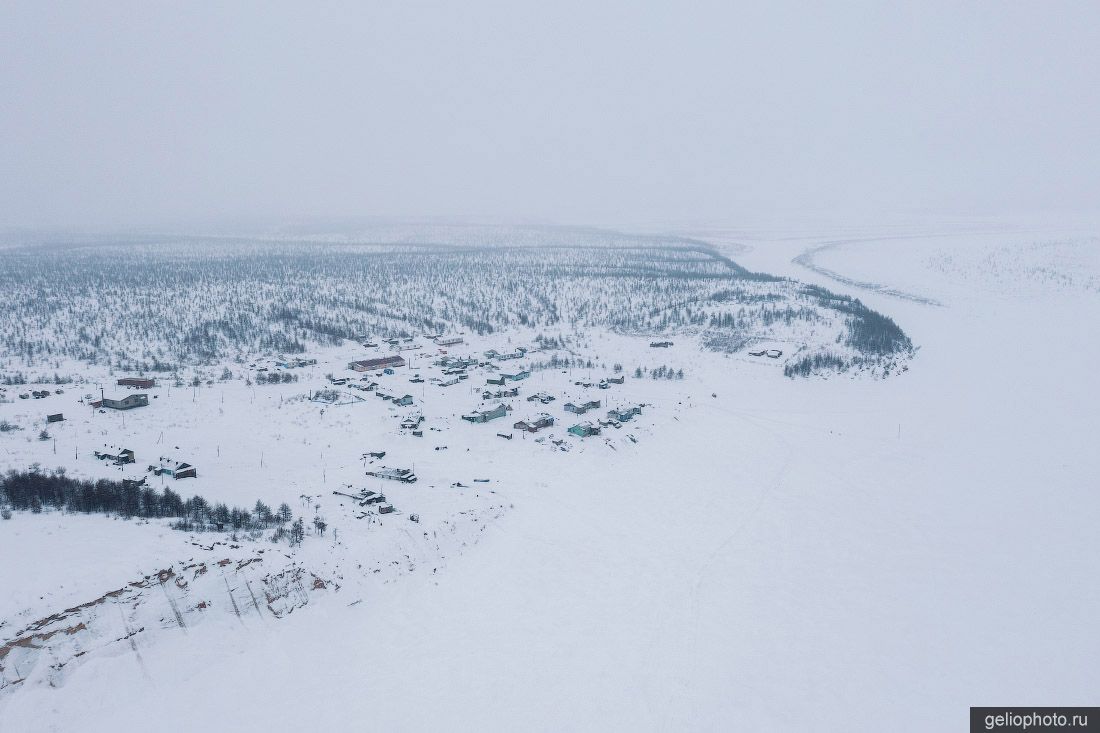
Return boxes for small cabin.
[95,447,135,465]
[607,405,642,422]
[513,413,554,433]
[462,403,509,423]
[150,459,197,479]
[366,467,418,483]
[95,394,149,410]
[565,399,601,414]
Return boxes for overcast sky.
[2,1,1099,229]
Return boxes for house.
[482,387,519,400]
[150,458,197,479]
[276,358,312,368]
[46,413,64,423]
[94,446,135,465]
[365,467,418,483]
[607,405,642,422]
[395,394,414,406]
[461,403,510,423]
[378,505,396,514]
[348,355,406,372]
[766,349,783,359]
[564,399,601,415]
[650,341,674,348]
[436,355,479,369]
[607,375,625,385]
[485,348,526,362]
[435,336,463,346]
[568,422,601,437]
[526,392,555,404]
[94,394,149,410]
[501,370,531,382]
[401,413,424,429]
[513,413,554,433]
[486,375,506,386]
[117,377,156,389]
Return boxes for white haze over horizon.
[2,1,1099,231]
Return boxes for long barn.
[348,355,406,371]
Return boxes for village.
[0,324,713,696]
[0,216,835,711]
[2,0,1095,721]
[0,328,703,561]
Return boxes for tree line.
[0,468,305,543]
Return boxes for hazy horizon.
[3,1,1100,229]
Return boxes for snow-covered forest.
[0,227,911,377]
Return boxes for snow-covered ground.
[2,221,1098,731]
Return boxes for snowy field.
[1,222,1098,731]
